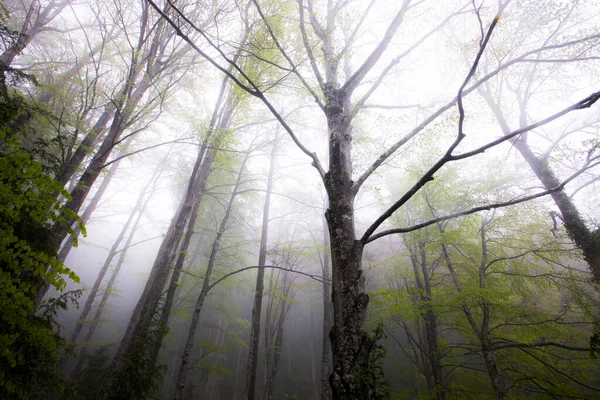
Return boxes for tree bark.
[149,149,214,366]
[245,143,276,400]
[110,73,235,384]
[514,141,600,281]
[323,87,371,400]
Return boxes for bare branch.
[341,0,410,96]
[178,265,331,293]
[365,159,599,243]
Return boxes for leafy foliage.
[359,323,391,400]
[0,78,81,399]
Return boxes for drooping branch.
[177,265,331,293]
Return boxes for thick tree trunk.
[323,88,371,400]
[173,150,250,400]
[245,145,276,400]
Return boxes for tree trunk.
[57,105,115,186]
[514,141,600,281]
[149,150,214,366]
[246,143,276,400]
[173,149,251,400]
[58,137,133,263]
[404,239,445,399]
[320,213,333,400]
[110,75,235,384]
[324,88,370,400]
[0,0,68,70]
[111,137,208,369]
[204,316,228,399]
[482,91,600,281]
[263,270,293,400]
[68,148,169,377]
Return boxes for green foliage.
[102,328,166,400]
[359,323,391,400]
[102,295,167,400]
[0,88,82,399]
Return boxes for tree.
[108,73,241,396]
[147,1,600,397]
[173,142,254,400]
[245,137,277,400]
[0,77,81,400]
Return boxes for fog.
[2,0,600,399]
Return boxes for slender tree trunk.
[409,241,445,399]
[149,150,214,366]
[320,213,333,400]
[263,271,292,400]
[483,92,600,281]
[173,149,251,400]
[246,144,276,400]
[435,211,507,399]
[68,148,170,378]
[204,316,228,399]
[110,75,235,383]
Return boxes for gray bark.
[110,73,235,385]
[149,149,214,366]
[245,143,276,400]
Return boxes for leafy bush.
[0,87,81,399]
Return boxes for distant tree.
[148,1,600,397]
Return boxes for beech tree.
[146,0,600,397]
